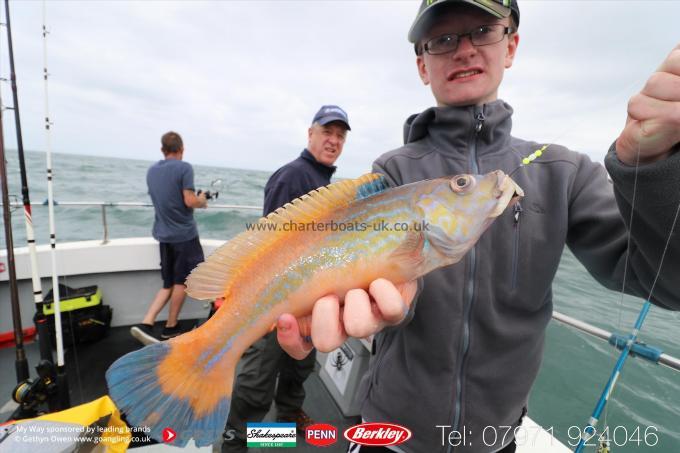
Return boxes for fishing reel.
[197,190,218,200]
[11,360,58,419]
[197,178,223,200]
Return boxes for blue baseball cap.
[409,0,520,43]
[312,105,351,130]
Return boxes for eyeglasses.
[422,24,515,56]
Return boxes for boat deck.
[1,320,569,452]
[0,322,361,452]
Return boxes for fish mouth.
[490,171,524,217]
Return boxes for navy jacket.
[263,149,336,216]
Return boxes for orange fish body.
[106,171,522,446]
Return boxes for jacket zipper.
[511,202,523,289]
[370,330,391,387]
[448,106,485,453]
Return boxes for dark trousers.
[222,331,316,451]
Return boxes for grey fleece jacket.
[356,100,680,453]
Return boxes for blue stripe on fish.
[204,337,235,373]
[355,175,388,200]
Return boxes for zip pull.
[475,112,485,133]
[513,202,523,224]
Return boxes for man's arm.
[181,163,207,209]
[263,181,299,216]
[183,189,207,209]
[262,167,309,216]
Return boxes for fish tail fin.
[106,324,237,447]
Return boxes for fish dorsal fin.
[265,172,388,224]
[186,173,388,300]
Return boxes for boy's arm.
[614,44,680,165]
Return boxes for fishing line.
[573,130,680,453]
[507,74,679,451]
[642,189,680,303]
[507,70,651,178]
[507,144,548,177]
[602,138,642,451]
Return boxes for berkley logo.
[344,422,412,447]
[305,423,338,447]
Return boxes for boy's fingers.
[311,295,347,352]
[370,278,411,325]
[277,313,313,360]
[344,289,383,338]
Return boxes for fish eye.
[450,175,475,193]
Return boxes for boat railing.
[5,201,261,244]
[553,310,680,372]
[5,202,680,373]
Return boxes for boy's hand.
[616,44,680,165]
[277,278,418,360]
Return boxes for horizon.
[0,1,678,178]
[4,148,273,176]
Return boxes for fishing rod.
[572,218,680,453]
[571,144,680,453]
[0,64,27,386]
[3,0,54,372]
[40,0,70,410]
[0,0,67,418]
[516,142,680,452]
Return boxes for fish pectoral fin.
[390,231,426,269]
[426,225,464,261]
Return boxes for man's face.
[416,6,519,107]
[307,122,348,166]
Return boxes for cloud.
[2,0,678,177]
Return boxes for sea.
[1,150,678,452]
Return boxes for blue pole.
[573,301,651,453]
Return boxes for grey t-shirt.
[146,159,198,243]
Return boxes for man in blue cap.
[222,105,351,452]
[277,1,680,452]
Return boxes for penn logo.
[344,422,412,447]
[305,423,338,447]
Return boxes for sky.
[1,1,678,178]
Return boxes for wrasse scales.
[106,171,523,446]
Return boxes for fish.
[105,170,523,447]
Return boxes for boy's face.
[416,5,519,107]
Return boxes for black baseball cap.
[408,0,520,43]
[312,105,351,130]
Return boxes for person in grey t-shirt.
[131,131,208,344]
